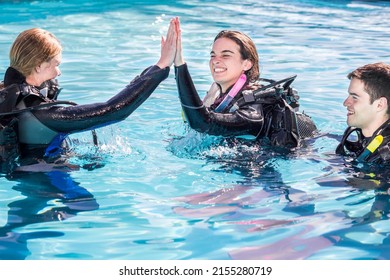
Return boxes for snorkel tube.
[214,74,247,113]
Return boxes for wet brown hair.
[348,62,390,114]
[214,30,260,82]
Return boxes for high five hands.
[156,17,185,69]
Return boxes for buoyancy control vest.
[203,75,316,147]
[0,77,77,171]
[230,75,300,112]
[0,82,20,166]
[336,119,390,164]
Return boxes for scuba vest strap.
[361,119,390,163]
[356,135,384,162]
[242,90,256,103]
[268,99,299,148]
[230,90,257,112]
[336,120,390,163]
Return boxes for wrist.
[174,59,185,67]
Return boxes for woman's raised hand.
[173,17,185,66]
[156,17,178,69]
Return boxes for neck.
[25,73,43,87]
[220,83,232,93]
[220,74,247,93]
[362,115,390,137]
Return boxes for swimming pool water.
[0,0,390,260]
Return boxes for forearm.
[35,65,170,133]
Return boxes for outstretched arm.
[32,65,170,134]
[31,18,182,134]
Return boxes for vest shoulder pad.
[235,75,300,109]
[0,84,22,114]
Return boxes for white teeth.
[214,68,225,73]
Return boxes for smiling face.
[344,77,386,137]
[209,37,252,92]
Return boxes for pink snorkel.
[214,74,247,113]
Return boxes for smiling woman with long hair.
[172,17,317,148]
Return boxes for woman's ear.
[243,59,253,71]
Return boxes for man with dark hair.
[336,62,390,164]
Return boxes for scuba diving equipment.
[0,79,97,168]
[230,75,299,112]
[229,74,313,146]
[336,119,390,164]
[175,63,317,148]
[336,127,364,156]
[356,135,384,162]
[214,74,247,113]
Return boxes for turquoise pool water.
[0,0,390,260]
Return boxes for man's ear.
[377,96,388,112]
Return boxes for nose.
[57,69,62,77]
[343,96,351,107]
[209,58,220,70]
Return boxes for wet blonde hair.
[9,28,62,77]
[214,30,260,82]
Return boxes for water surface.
[0,0,390,260]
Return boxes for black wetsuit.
[336,120,390,164]
[175,63,317,148]
[0,65,169,165]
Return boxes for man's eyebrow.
[349,92,359,97]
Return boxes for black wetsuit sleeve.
[175,63,264,137]
[31,65,169,134]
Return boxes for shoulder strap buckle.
[242,90,255,103]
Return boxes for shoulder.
[0,83,24,113]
